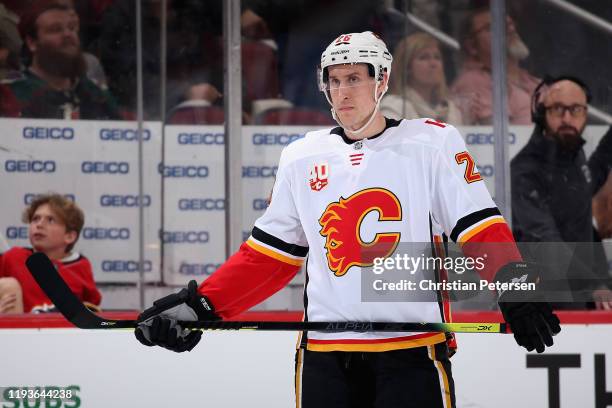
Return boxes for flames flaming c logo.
[318,188,402,276]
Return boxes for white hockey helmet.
[318,31,393,94]
[318,31,393,134]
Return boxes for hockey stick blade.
[26,252,507,333]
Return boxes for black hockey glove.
[134,280,220,352]
[496,262,561,353]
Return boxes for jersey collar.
[331,117,402,145]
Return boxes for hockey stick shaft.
[26,252,507,333]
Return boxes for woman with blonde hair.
[381,32,462,124]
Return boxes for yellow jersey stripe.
[295,348,304,408]
[458,216,505,244]
[429,345,453,408]
[306,333,446,352]
[246,239,305,266]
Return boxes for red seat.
[167,105,224,125]
[255,108,335,126]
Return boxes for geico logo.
[179,263,220,276]
[178,132,224,145]
[25,193,75,205]
[100,194,152,207]
[6,226,28,239]
[81,161,129,174]
[242,165,277,178]
[23,126,74,140]
[158,164,209,178]
[252,133,303,145]
[178,198,225,211]
[5,160,56,173]
[252,198,268,211]
[100,128,152,141]
[82,227,130,240]
[478,164,494,177]
[160,230,210,244]
[465,132,516,145]
[102,260,153,272]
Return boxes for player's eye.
[348,75,361,84]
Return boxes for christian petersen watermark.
[361,243,538,302]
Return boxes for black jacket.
[511,126,612,305]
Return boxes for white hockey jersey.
[246,118,507,351]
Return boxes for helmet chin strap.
[327,82,386,137]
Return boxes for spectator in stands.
[0,275,23,313]
[512,76,612,310]
[0,3,23,82]
[0,193,101,314]
[0,4,23,116]
[512,0,612,117]
[0,82,20,116]
[9,0,120,120]
[451,7,539,125]
[381,32,462,124]
[53,0,109,90]
[241,0,404,110]
[593,163,612,239]
[98,1,222,120]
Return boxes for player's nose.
[337,86,351,99]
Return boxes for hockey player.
[135,32,560,407]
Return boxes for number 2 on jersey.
[455,151,483,183]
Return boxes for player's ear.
[64,230,78,247]
[377,72,390,99]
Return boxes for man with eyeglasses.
[512,76,612,310]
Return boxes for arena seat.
[166,102,224,125]
[254,107,335,126]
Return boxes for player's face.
[29,204,76,258]
[327,64,381,131]
[543,80,588,151]
[409,45,443,87]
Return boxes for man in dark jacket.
[512,76,612,309]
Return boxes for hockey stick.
[26,252,507,333]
